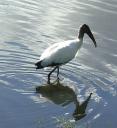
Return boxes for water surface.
[0,0,117,128]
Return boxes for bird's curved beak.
[87,29,97,47]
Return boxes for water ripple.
[0,0,117,127]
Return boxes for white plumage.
[35,24,97,84]
[40,39,82,67]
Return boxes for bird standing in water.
[35,24,97,84]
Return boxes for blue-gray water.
[0,0,117,128]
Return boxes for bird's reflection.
[36,82,92,121]
[73,93,92,121]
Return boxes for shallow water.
[0,0,117,128]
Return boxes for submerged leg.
[56,66,60,84]
[57,66,59,78]
[47,66,58,84]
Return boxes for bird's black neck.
[78,27,84,40]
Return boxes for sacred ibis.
[35,24,97,84]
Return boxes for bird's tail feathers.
[35,60,43,69]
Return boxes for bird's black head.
[78,24,97,47]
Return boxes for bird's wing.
[40,42,60,60]
[40,40,78,67]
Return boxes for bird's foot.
[47,78,51,85]
[47,76,63,85]
[55,76,62,85]
[56,77,60,84]
[57,76,64,81]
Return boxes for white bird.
[35,24,97,84]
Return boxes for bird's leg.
[56,66,60,84]
[47,66,58,84]
[57,66,59,78]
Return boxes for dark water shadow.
[36,82,92,121]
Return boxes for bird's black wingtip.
[35,62,38,69]
[35,60,43,69]
[35,62,38,66]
